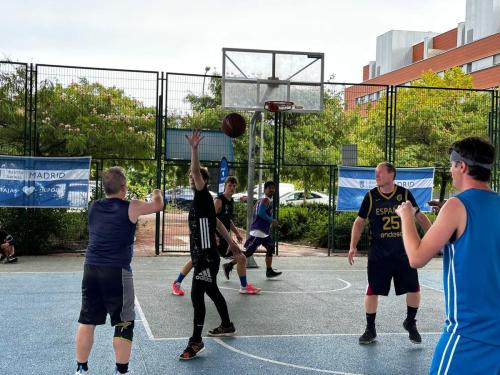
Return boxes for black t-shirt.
[358,185,419,261]
[215,193,234,231]
[188,185,219,268]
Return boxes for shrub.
[0,207,88,254]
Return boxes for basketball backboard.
[222,48,324,113]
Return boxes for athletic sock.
[366,313,376,329]
[406,306,418,322]
[116,362,129,374]
[76,362,88,371]
[176,272,186,284]
[239,275,247,288]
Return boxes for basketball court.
[0,255,446,374]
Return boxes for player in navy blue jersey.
[75,167,164,375]
[349,162,432,345]
[397,137,500,375]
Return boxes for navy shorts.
[78,264,135,326]
[367,257,419,296]
[243,235,275,257]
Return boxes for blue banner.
[0,156,92,208]
[218,157,229,194]
[337,166,434,212]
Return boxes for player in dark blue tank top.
[75,166,164,375]
[397,137,500,374]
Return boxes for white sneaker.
[75,369,88,375]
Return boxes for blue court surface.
[0,256,446,375]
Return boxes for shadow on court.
[0,255,445,375]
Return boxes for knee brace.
[114,321,134,342]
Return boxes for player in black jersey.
[170,176,249,296]
[179,130,240,360]
[348,162,432,345]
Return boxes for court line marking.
[420,283,444,293]
[220,277,351,294]
[150,331,442,341]
[214,337,365,375]
[135,297,155,340]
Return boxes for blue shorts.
[430,331,500,375]
[243,235,275,257]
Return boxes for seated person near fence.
[0,228,18,264]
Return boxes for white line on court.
[213,338,365,375]
[219,277,351,294]
[151,331,442,341]
[420,283,444,293]
[135,296,155,340]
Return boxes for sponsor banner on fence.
[218,157,228,194]
[0,156,91,208]
[337,166,434,212]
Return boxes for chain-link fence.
[0,63,498,254]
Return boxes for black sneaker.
[179,340,205,360]
[358,327,377,344]
[207,322,236,337]
[6,256,17,264]
[403,319,422,344]
[0,254,6,262]
[223,262,233,280]
[266,268,282,278]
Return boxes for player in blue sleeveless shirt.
[396,137,500,375]
[75,167,164,375]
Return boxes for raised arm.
[186,129,205,191]
[396,198,465,268]
[128,189,164,223]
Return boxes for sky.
[1,0,466,83]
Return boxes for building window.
[494,54,500,66]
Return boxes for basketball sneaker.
[223,262,233,280]
[266,268,282,278]
[179,340,205,360]
[358,326,377,344]
[207,322,236,337]
[74,367,88,374]
[171,281,184,296]
[5,255,17,264]
[403,319,422,344]
[239,283,261,294]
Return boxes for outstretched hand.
[185,129,204,149]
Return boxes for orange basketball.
[222,113,246,138]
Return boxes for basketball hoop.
[265,101,297,112]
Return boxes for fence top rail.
[327,82,390,89]
[35,63,159,76]
[166,72,222,79]
[396,84,496,94]
[0,61,29,67]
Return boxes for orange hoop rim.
[264,100,295,112]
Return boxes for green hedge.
[0,208,88,255]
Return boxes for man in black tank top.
[75,167,164,375]
[179,130,241,361]
[348,162,432,346]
